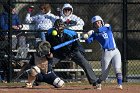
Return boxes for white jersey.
[25,11,58,30]
[61,3,84,30]
[60,14,84,30]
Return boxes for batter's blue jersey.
[86,24,116,49]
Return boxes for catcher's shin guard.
[53,77,65,88]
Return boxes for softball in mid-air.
[52,30,58,36]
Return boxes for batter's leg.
[112,49,122,86]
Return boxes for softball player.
[85,15,123,90]
[26,41,64,88]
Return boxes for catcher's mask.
[54,19,65,32]
[36,41,51,57]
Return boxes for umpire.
[44,19,100,88]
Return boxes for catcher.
[25,41,64,88]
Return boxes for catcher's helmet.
[36,41,51,57]
[54,19,64,28]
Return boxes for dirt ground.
[0,83,139,93]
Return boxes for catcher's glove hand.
[36,41,51,57]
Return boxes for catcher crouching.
[26,41,64,88]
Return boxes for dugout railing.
[0,0,140,83]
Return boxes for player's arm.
[85,35,94,44]
[25,6,37,23]
[40,32,46,41]
[82,30,95,44]
[49,13,59,23]
[74,15,84,26]
[0,14,8,30]
[66,15,85,30]
[25,13,38,23]
[12,14,22,30]
[45,28,53,42]
[98,24,111,32]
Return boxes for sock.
[116,73,122,85]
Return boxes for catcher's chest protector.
[34,54,48,73]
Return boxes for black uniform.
[46,28,98,85]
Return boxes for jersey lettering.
[102,32,108,39]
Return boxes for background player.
[25,4,58,41]
[60,3,84,30]
[84,15,123,90]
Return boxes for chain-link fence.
[0,0,140,83]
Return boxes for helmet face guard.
[54,19,65,31]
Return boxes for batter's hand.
[82,33,89,39]
[87,30,94,36]
[82,30,94,39]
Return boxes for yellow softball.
[52,30,57,36]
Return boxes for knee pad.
[29,66,41,76]
[53,77,65,88]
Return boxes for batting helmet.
[91,15,104,25]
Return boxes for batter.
[85,15,123,90]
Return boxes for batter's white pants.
[99,48,122,81]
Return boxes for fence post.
[122,0,128,82]
[7,0,13,82]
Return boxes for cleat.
[25,82,33,88]
[93,84,101,90]
[116,85,123,90]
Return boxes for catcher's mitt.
[36,41,51,57]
